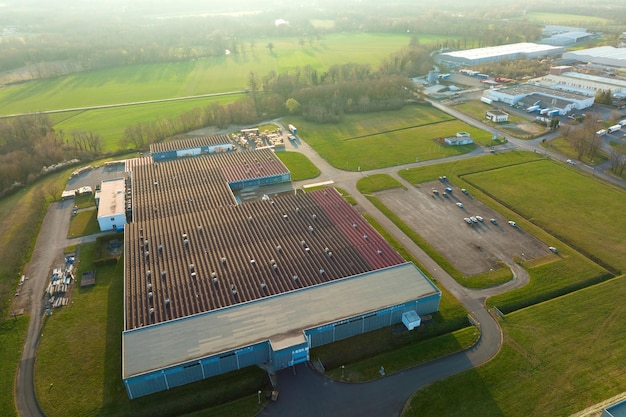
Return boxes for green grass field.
[0,316,29,417]
[357,174,405,193]
[403,275,626,417]
[275,151,320,181]
[292,105,491,170]
[0,33,418,116]
[67,208,100,238]
[463,159,626,273]
[55,94,242,151]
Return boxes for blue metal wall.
[124,291,441,399]
[124,340,270,399]
[307,293,441,348]
[228,173,291,190]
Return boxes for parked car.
[508,220,517,227]
[490,218,498,224]
[456,202,464,208]
[475,215,484,222]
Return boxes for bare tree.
[610,149,626,176]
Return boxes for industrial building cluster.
[97,136,442,399]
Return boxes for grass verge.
[326,326,478,383]
[0,316,29,417]
[67,209,100,238]
[356,174,405,193]
[275,151,320,181]
[403,275,626,417]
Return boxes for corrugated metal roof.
[441,42,562,60]
[122,262,438,378]
[150,135,232,154]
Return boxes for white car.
[508,220,517,227]
[464,217,472,224]
[566,159,575,165]
[456,202,464,208]
[475,215,484,222]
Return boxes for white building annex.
[95,178,127,231]
[438,42,564,67]
[563,46,626,69]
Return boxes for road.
[15,200,115,417]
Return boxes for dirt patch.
[375,180,550,276]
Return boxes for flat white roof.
[97,178,126,218]
[442,42,562,60]
[122,262,439,378]
[566,46,626,61]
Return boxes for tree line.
[0,115,104,196]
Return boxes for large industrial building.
[529,71,626,100]
[438,42,564,67]
[563,46,626,69]
[121,137,441,399]
[483,84,594,115]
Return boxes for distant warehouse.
[121,138,441,399]
[438,42,564,66]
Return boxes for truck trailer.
[288,124,297,135]
[596,129,608,136]
[608,125,622,133]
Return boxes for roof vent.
[144,240,149,247]
[353,223,358,228]
[146,270,151,278]
[296,207,300,213]
[165,298,170,306]
[260,282,267,290]
[197,225,203,233]
[148,291,153,299]
[377,249,383,255]
[145,251,149,259]
[221,257,226,264]
[184,240,188,247]
[292,275,298,281]
[308,225,314,233]
[191,272,197,280]
[189,264,195,272]
[231,285,237,295]
[158,244,163,253]
[283,214,288,219]
[312,214,317,221]
[161,270,166,279]
[363,234,368,240]
[250,259,256,265]
[248,216,253,223]
[149,308,154,315]
[305,247,310,253]
[319,268,325,275]
[327,251,333,258]
[211,271,217,279]
[276,245,282,253]
[147,283,152,290]
[212,276,218,285]
[301,240,306,247]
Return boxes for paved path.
[15,200,116,417]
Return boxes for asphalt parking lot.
[65,162,127,191]
[375,179,549,276]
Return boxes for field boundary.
[342,119,455,142]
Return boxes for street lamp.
[258,390,262,404]
[341,365,345,378]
